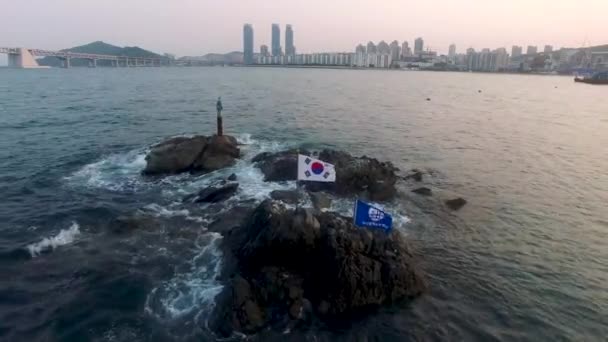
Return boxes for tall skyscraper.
[543,45,553,54]
[260,45,269,57]
[401,41,410,58]
[271,24,281,56]
[414,37,424,55]
[367,41,377,54]
[243,24,254,64]
[377,41,390,54]
[526,45,538,55]
[285,24,295,56]
[389,40,401,62]
[511,45,523,58]
[449,44,457,58]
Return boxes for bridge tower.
[8,48,42,68]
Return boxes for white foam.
[142,203,206,223]
[65,149,149,192]
[145,232,224,321]
[26,222,81,257]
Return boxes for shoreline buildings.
[242,23,607,73]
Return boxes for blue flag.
[353,200,393,232]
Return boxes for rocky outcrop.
[143,135,239,175]
[412,187,432,196]
[253,149,398,201]
[184,183,239,203]
[270,190,301,205]
[252,149,309,182]
[404,170,423,182]
[445,197,467,210]
[210,200,426,336]
[310,192,331,211]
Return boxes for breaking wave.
[26,222,81,257]
[145,232,224,323]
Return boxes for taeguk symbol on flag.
[353,200,393,232]
[297,155,336,182]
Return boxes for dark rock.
[310,192,332,211]
[211,200,426,336]
[208,205,255,234]
[315,149,398,201]
[143,136,208,175]
[110,214,161,234]
[227,173,237,181]
[252,149,309,182]
[143,135,239,175]
[192,135,240,172]
[412,187,432,196]
[404,170,423,182]
[445,197,467,210]
[255,149,398,201]
[270,190,301,205]
[191,183,239,203]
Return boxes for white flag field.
[297,155,336,182]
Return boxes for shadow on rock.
[209,200,427,337]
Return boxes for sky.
[1,0,607,60]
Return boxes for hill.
[37,41,164,67]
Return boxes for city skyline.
[1,0,606,58]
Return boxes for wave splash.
[26,222,81,257]
[145,232,224,327]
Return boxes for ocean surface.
[0,67,607,341]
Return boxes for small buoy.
[426,98,431,101]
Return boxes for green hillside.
[38,41,164,67]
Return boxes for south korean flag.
[297,155,336,182]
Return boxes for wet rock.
[227,173,237,181]
[404,170,423,182]
[110,214,161,234]
[252,149,309,182]
[192,135,240,172]
[270,190,301,205]
[190,183,239,203]
[412,187,432,196]
[445,197,467,210]
[143,135,239,175]
[310,192,332,211]
[208,205,255,234]
[143,136,208,175]
[211,200,426,336]
[255,149,398,201]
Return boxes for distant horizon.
[2,0,607,65]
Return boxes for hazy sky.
[1,0,607,58]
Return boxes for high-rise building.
[377,41,390,54]
[511,45,523,58]
[260,45,269,57]
[449,44,456,59]
[243,24,254,64]
[414,37,424,55]
[367,41,377,54]
[401,41,410,58]
[271,24,282,56]
[285,24,295,56]
[389,40,401,62]
[543,45,553,54]
[526,45,538,55]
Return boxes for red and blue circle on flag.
[310,162,324,175]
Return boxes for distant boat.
[574,71,608,85]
